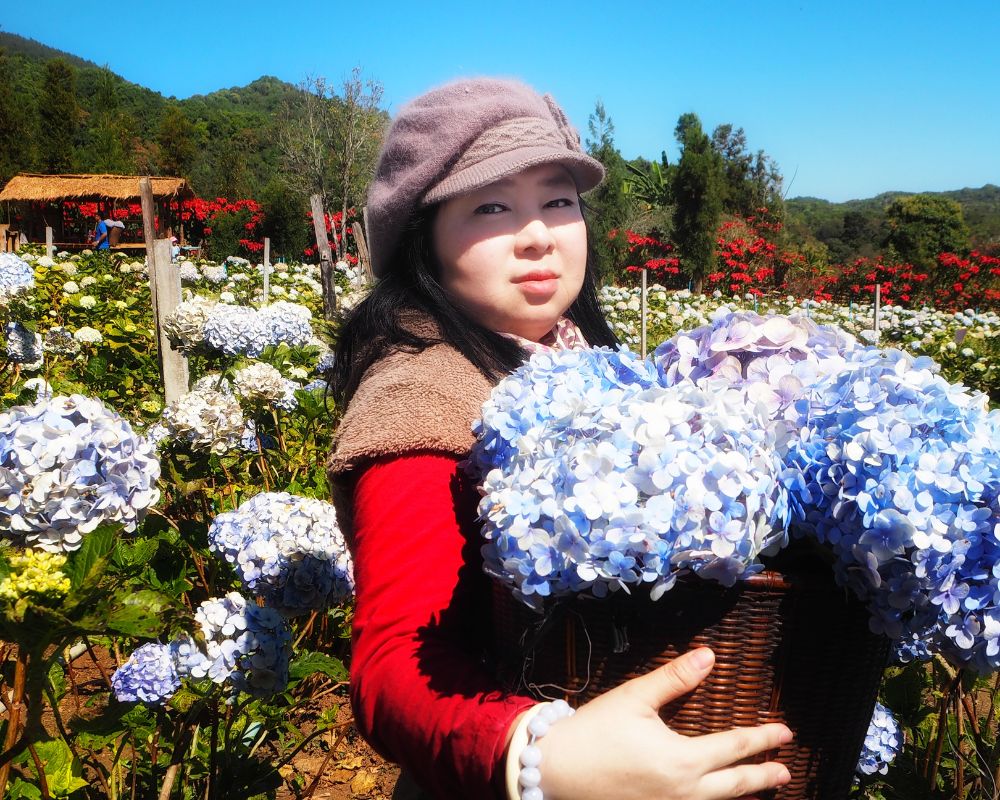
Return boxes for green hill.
[786,185,1000,261]
[0,32,304,198]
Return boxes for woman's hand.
[530,648,792,800]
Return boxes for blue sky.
[5,1,999,202]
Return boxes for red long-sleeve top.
[348,451,536,799]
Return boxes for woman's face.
[431,163,588,342]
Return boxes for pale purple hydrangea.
[0,394,161,552]
[43,326,80,357]
[111,642,180,704]
[208,492,354,616]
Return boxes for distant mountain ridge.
[3,29,998,255]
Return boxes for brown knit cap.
[366,77,605,276]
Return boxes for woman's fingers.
[616,647,716,709]
[693,722,793,771]
[697,761,792,800]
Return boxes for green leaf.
[113,536,160,569]
[83,354,109,382]
[6,778,42,800]
[47,661,67,704]
[288,651,348,682]
[64,525,117,590]
[106,589,171,637]
[26,739,88,797]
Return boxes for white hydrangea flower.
[163,296,218,354]
[79,295,97,309]
[73,326,103,344]
[157,388,246,453]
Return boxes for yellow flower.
[0,550,71,605]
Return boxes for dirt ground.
[6,644,399,800]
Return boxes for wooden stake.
[351,221,373,284]
[45,226,53,259]
[262,237,271,303]
[310,194,337,320]
[640,269,648,359]
[151,238,189,405]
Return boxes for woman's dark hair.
[330,203,619,408]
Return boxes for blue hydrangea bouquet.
[471,311,1000,798]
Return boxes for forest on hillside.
[1,31,998,274]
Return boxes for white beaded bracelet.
[512,699,574,800]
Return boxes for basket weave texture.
[492,549,890,800]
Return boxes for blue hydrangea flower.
[0,253,35,298]
[208,492,354,616]
[259,301,313,348]
[472,348,789,609]
[783,345,1000,672]
[856,702,902,776]
[111,642,180,704]
[202,304,271,358]
[0,394,162,552]
[5,322,43,368]
[171,592,291,696]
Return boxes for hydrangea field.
[0,247,997,799]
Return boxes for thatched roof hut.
[0,173,193,203]
[1,173,195,250]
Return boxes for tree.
[671,113,724,291]
[584,100,637,280]
[85,67,134,173]
[39,59,78,172]
[711,124,783,218]
[883,194,971,271]
[328,67,384,261]
[0,49,34,181]
[157,105,198,177]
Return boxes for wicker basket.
[492,545,890,800]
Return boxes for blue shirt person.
[92,219,110,249]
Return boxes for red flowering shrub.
[707,209,802,296]
[611,229,682,286]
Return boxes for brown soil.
[4,644,400,799]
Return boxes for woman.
[328,77,792,800]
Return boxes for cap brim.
[421,146,605,206]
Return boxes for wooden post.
[151,238,189,404]
[262,237,271,303]
[352,222,373,284]
[874,283,881,343]
[45,226,54,259]
[140,178,159,325]
[141,179,188,403]
[310,194,337,320]
[640,268,648,359]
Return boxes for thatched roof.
[0,173,194,203]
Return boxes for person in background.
[90,216,110,250]
[171,236,180,261]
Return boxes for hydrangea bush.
[0,394,161,552]
[208,492,354,616]
[856,702,902,777]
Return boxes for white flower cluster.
[0,252,35,302]
[163,296,218,354]
[232,362,299,410]
[208,492,355,616]
[152,387,246,454]
[72,326,103,345]
[0,394,161,552]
